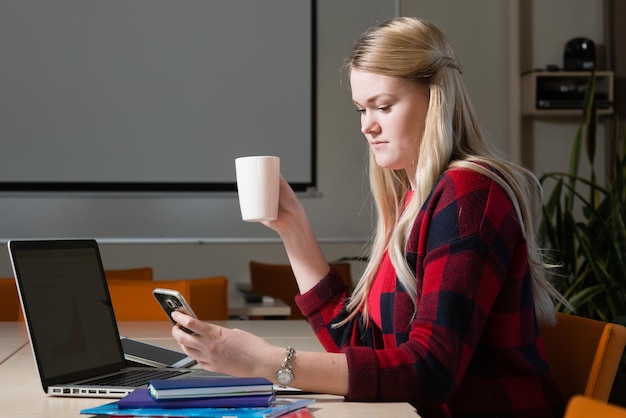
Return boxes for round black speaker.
[563,37,595,71]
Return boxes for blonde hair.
[343,17,564,326]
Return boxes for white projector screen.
[0,0,315,192]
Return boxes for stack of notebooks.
[80,377,314,417]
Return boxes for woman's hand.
[170,311,283,379]
[261,176,306,234]
[171,312,350,396]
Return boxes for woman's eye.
[355,108,366,114]
[377,105,390,112]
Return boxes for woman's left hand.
[170,311,281,378]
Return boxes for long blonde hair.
[344,17,563,326]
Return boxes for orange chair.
[0,277,20,321]
[249,261,352,320]
[564,395,626,418]
[104,267,153,281]
[9,267,156,322]
[540,312,626,402]
[108,276,229,321]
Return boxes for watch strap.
[276,346,295,386]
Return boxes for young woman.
[171,17,566,417]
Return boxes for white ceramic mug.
[235,156,280,222]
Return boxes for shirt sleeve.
[295,268,365,352]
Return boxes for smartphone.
[153,288,198,334]
[120,336,196,368]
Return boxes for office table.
[0,321,28,364]
[0,320,418,417]
[228,297,291,319]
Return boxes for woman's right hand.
[171,311,284,379]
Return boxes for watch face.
[276,369,293,386]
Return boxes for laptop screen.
[9,240,125,384]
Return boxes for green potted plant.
[538,72,626,405]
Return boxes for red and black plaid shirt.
[296,167,565,418]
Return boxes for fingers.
[171,311,199,335]
[261,177,302,230]
[171,311,222,346]
[170,312,223,372]
[278,176,299,207]
[171,310,198,331]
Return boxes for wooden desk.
[228,297,291,319]
[0,321,418,417]
[117,320,323,352]
[0,321,28,364]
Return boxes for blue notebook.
[80,397,315,418]
[148,377,274,399]
[118,388,276,409]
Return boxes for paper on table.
[80,397,315,418]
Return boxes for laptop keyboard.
[125,359,153,368]
[84,369,190,387]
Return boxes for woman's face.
[350,68,429,186]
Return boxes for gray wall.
[400,1,513,158]
[0,0,607,298]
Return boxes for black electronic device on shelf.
[521,71,614,116]
[535,73,610,110]
[563,37,595,71]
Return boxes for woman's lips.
[370,140,388,149]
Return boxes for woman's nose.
[361,114,379,135]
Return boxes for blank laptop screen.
[11,241,124,381]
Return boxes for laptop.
[8,239,216,398]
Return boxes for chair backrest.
[0,277,20,321]
[104,266,153,281]
[11,267,157,322]
[540,312,626,402]
[108,276,228,321]
[565,395,626,418]
[249,261,352,320]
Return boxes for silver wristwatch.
[275,346,295,387]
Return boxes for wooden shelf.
[521,71,614,117]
